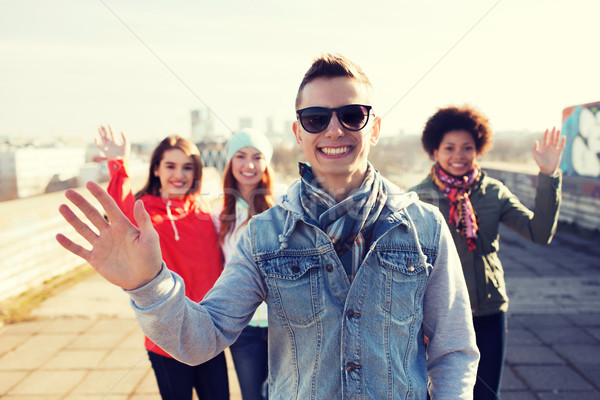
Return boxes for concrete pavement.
[497,225,600,399]
[0,272,241,399]
[0,224,599,399]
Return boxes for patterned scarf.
[299,162,387,281]
[431,163,481,251]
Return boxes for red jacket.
[107,159,224,357]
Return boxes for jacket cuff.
[126,262,178,310]
[538,171,562,190]
[107,159,129,177]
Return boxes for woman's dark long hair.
[135,135,203,200]
[218,161,274,244]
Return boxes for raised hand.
[56,181,163,291]
[533,127,566,176]
[95,125,130,162]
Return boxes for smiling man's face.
[292,76,380,197]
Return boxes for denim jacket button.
[346,309,360,319]
[325,264,333,272]
[345,362,361,372]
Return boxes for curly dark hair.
[421,104,494,157]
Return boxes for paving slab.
[498,391,538,400]
[70,368,149,396]
[509,314,572,327]
[9,370,88,396]
[500,366,527,391]
[506,327,541,345]
[529,325,598,344]
[537,392,600,400]
[0,371,28,394]
[40,349,107,369]
[514,365,595,391]
[578,366,600,389]
[506,276,600,314]
[30,273,135,320]
[505,345,564,364]
[552,344,600,365]
[565,313,600,326]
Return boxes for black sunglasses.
[296,104,373,134]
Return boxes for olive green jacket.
[410,171,561,316]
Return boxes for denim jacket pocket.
[377,251,428,323]
[261,254,323,326]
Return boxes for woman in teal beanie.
[219,128,274,400]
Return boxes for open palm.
[95,125,130,161]
[533,127,566,175]
[56,181,163,291]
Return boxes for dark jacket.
[411,170,561,316]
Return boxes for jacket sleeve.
[423,211,480,399]
[125,227,265,365]
[106,159,136,224]
[499,173,562,244]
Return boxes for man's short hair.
[295,53,373,109]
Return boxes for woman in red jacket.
[95,125,229,400]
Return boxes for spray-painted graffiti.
[561,101,600,178]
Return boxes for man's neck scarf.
[431,163,481,251]
[299,162,387,281]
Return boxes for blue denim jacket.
[129,179,479,400]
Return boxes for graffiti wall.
[561,101,600,178]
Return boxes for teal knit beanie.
[225,128,273,164]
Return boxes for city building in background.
[266,116,274,137]
[191,107,215,143]
[281,119,296,145]
[239,117,252,130]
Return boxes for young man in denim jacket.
[58,54,479,399]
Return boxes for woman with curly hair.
[411,105,565,400]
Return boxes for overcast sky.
[1,0,598,143]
